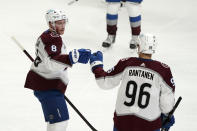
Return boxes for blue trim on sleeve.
[107,14,118,20]
[129,15,141,22]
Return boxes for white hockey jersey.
[25,30,72,93]
[93,57,175,131]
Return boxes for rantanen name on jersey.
[129,69,154,81]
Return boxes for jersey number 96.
[124,80,152,109]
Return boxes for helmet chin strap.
[51,22,58,34]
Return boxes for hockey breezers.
[161,96,182,131]
[11,36,98,131]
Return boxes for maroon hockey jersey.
[25,30,72,93]
[93,57,175,131]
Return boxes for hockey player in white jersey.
[24,9,91,131]
[90,34,175,131]
[102,0,142,49]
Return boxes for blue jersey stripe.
[107,14,118,20]
[127,0,143,3]
[129,15,141,22]
[106,0,121,2]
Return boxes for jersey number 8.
[124,80,152,109]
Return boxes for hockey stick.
[67,0,78,5]
[161,96,182,131]
[11,36,98,131]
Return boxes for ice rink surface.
[0,0,197,130]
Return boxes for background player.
[90,34,175,131]
[24,9,91,131]
[102,0,142,49]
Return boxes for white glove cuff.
[90,61,103,68]
[71,49,79,63]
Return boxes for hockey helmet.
[45,9,68,27]
[138,33,157,54]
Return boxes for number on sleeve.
[34,56,42,67]
[34,49,42,67]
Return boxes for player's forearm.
[160,92,175,114]
[41,55,72,72]
[51,54,73,67]
[93,67,107,78]
[93,67,121,89]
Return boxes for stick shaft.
[64,96,97,131]
[68,0,78,5]
[161,97,182,131]
[11,36,34,62]
[11,36,24,50]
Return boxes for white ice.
[0,0,197,131]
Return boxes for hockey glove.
[90,51,103,71]
[69,49,91,64]
[161,113,175,130]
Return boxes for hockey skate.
[130,37,140,49]
[102,34,116,48]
